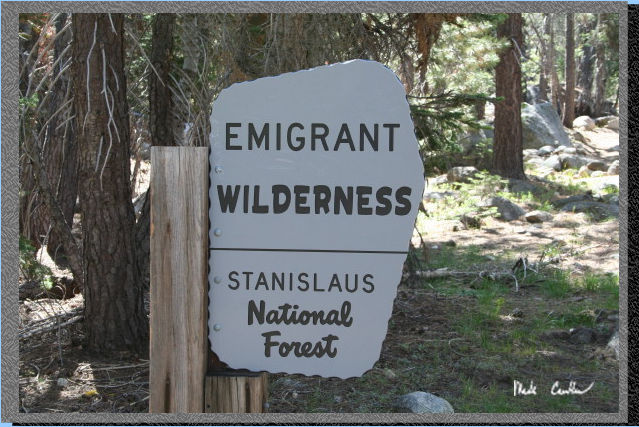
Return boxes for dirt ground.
[18,127,620,414]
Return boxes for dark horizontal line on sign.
[209,247,408,255]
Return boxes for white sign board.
[208,60,424,378]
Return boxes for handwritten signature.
[513,380,595,396]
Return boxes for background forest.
[18,12,620,413]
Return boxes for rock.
[57,378,68,387]
[607,160,620,175]
[542,155,562,171]
[395,392,454,414]
[537,145,555,156]
[478,196,525,221]
[604,194,619,205]
[569,327,596,344]
[447,166,479,183]
[587,160,608,172]
[554,146,577,155]
[559,154,593,170]
[334,395,343,403]
[572,131,589,143]
[525,210,553,223]
[522,102,571,149]
[577,165,592,178]
[423,191,458,201]
[573,115,596,131]
[595,115,615,127]
[606,117,619,131]
[552,194,594,209]
[591,171,605,177]
[525,157,546,168]
[523,149,541,160]
[511,307,524,318]
[459,127,493,154]
[607,330,619,359]
[594,181,619,195]
[460,212,483,229]
[507,178,544,195]
[560,201,619,218]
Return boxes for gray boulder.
[587,160,608,172]
[507,178,545,196]
[525,210,553,223]
[395,392,454,414]
[523,149,541,160]
[560,201,619,218]
[522,102,571,149]
[537,145,555,156]
[572,131,589,143]
[525,157,545,168]
[459,127,494,154]
[554,146,577,155]
[573,115,596,131]
[543,155,562,171]
[447,166,479,183]
[595,115,615,127]
[607,160,620,175]
[560,154,594,170]
[479,196,526,221]
[577,165,592,177]
[606,117,619,131]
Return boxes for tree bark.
[492,13,526,180]
[563,13,576,128]
[594,14,607,117]
[575,16,596,117]
[149,14,176,147]
[546,14,561,115]
[72,13,147,353]
[135,13,177,290]
[29,13,78,259]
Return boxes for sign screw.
[213,228,222,237]
[213,323,222,331]
[214,165,223,174]
[213,276,222,284]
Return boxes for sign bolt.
[213,276,222,284]
[213,323,222,332]
[213,228,222,237]
[214,165,223,174]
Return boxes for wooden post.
[205,371,268,413]
[149,147,209,413]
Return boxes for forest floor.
[18,128,620,414]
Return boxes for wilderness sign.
[208,60,424,378]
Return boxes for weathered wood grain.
[149,147,208,413]
[204,372,268,413]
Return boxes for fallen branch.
[19,314,83,340]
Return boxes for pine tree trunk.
[594,14,607,117]
[29,13,78,259]
[135,13,176,290]
[72,13,147,352]
[492,13,526,180]
[563,13,576,128]
[546,14,561,115]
